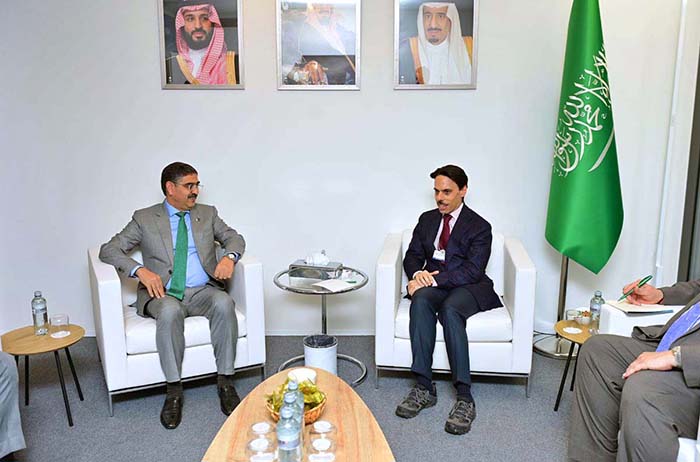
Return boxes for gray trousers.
[0,352,25,458]
[568,334,700,462]
[145,285,238,383]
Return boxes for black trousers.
[409,287,481,387]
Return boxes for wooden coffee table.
[203,367,395,462]
[553,320,591,411]
[1,324,85,426]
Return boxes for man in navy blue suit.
[395,165,501,435]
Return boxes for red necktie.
[438,214,452,250]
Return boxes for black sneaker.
[395,383,437,418]
[444,399,476,435]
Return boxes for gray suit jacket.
[99,202,245,316]
[632,280,700,387]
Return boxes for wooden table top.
[554,320,592,345]
[1,324,85,355]
[202,367,395,462]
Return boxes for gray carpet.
[9,336,572,461]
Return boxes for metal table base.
[18,347,84,427]
[272,269,370,388]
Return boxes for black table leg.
[554,342,575,412]
[53,351,73,427]
[14,355,18,367]
[63,348,83,401]
[570,345,579,391]
[24,355,29,406]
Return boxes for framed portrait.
[158,0,244,89]
[277,1,362,90]
[394,0,478,90]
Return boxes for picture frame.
[277,1,362,91]
[158,0,245,89]
[394,0,478,90]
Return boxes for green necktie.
[167,212,188,300]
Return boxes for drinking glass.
[245,436,278,462]
[305,421,336,461]
[50,313,70,338]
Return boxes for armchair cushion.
[124,305,247,355]
[394,299,512,342]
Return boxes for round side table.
[553,320,591,412]
[1,324,85,426]
[273,267,369,386]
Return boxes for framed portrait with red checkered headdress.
[159,0,244,89]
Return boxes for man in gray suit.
[99,162,245,429]
[0,352,25,461]
[568,278,700,461]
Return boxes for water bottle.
[589,290,604,335]
[287,381,305,444]
[287,380,305,417]
[32,291,49,336]
[277,407,301,462]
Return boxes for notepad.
[311,279,355,292]
[606,301,675,315]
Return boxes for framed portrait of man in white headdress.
[395,0,478,89]
[158,0,244,89]
[277,1,361,90]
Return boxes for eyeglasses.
[176,182,202,191]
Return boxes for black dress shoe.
[218,384,240,416]
[1,452,16,461]
[160,395,183,429]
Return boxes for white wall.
[1,0,698,336]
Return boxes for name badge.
[433,249,446,262]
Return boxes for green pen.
[618,274,653,302]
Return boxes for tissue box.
[288,260,343,281]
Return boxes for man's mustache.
[427,27,443,33]
[188,194,198,200]
[190,28,207,36]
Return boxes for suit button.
[168,270,173,274]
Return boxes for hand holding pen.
[620,275,663,305]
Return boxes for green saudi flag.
[545,0,623,274]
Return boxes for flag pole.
[534,255,576,359]
[557,255,570,321]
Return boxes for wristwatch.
[672,346,682,368]
[225,252,240,263]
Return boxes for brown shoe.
[444,399,476,435]
[395,383,437,419]
[218,384,240,416]
[160,394,182,429]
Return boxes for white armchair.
[87,247,266,415]
[375,230,536,394]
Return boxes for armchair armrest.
[503,237,536,374]
[88,247,128,391]
[228,255,266,366]
[375,233,404,366]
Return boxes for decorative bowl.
[575,315,591,326]
[266,394,327,424]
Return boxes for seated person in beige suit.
[0,352,25,461]
[99,162,245,429]
[569,278,700,461]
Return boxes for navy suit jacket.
[403,205,502,311]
